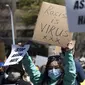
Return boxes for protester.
[75,58,85,85]
[61,47,85,85]
[0,61,31,85]
[22,41,76,85]
[0,41,32,85]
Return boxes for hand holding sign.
[67,40,75,50]
[18,42,24,47]
[61,40,75,54]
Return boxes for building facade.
[0,0,16,44]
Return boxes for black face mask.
[7,71,21,82]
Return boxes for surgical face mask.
[48,68,61,80]
[8,72,21,82]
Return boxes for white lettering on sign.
[4,45,30,66]
[12,53,23,57]
[15,48,26,52]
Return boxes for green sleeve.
[22,53,42,85]
[63,50,76,85]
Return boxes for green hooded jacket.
[22,50,76,85]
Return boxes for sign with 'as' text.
[65,0,85,32]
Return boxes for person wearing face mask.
[22,41,76,85]
[1,61,31,85]
[41,55,64,85]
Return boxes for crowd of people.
[0,41,85,85]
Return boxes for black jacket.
[1,78,31,85]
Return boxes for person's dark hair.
[40,65,46,74]
[6,61,25,77]
[42,55,64,85]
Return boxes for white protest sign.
[65,0,85,32]
[4,45,30,66]
[33,2,73,47]
[35,55,48,67]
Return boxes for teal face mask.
[48,68,61,80]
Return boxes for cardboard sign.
[4,45,30,66]
[65,0,85,32]
[0,42,5,62]
[33,2,73,47]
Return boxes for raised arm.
[63,41,76,85]
[22,53,42,85]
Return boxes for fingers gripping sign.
[67,40,75,50]
[61,40,75,53]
